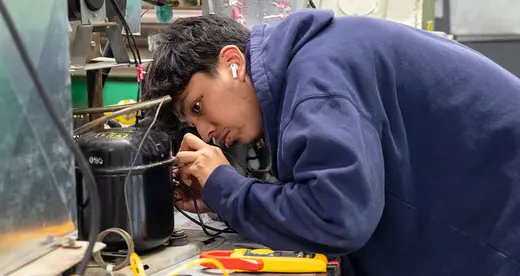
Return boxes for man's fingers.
[172,168,179,179]
[175,199,196,213]
[179,169,192,186]
[180,167,198,187]
[176,151,199,166]
[180,133,208,151]
[175,197,207,213]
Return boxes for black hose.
[0,2,101,275]
[108,0,141,64]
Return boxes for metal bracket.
[99,23,131,65]
[61,238,82,249]
[70,24,94,69]
[70,22,131,70]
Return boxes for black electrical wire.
[141,5,153,17]
[0,2,101,275]
[101,40,138,87]
[169,140,256,238]
[123,38,139,65]
[108,0,141,64]
[222,150,254,178]
[308,0,316,8]
[102,0,141,87]
[136,81,144,123]
[107,0,143,124]
[175,183,236,237]
[174,144,274,237]
[175,204,236,235]
[171,144,258,238]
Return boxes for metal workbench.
[86,216,324,276]
[152,231,323,276]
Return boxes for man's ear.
[219,45,247,81]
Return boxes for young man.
[144,9,520,275]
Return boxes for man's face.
[174,46,263,147]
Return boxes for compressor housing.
[76,127,174,252]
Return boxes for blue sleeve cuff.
[202,165,246,213]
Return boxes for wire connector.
[137,64,145,82]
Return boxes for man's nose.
[194,121,215,143]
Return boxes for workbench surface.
[152,231,323,276]
[154,254,323,276]
[86,213,324,276]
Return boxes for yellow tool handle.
[231,248,329,273]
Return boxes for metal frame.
[70,21,131,69]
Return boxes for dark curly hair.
[142,15,250,134]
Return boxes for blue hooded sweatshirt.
[202,9,520,275]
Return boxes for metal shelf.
[70,57,153,72]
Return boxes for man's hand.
[173,166,213,213]
[174,181,213,213]
[174,133,230,213]
[176,133,231,188]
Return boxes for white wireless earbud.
[230,64,238,79]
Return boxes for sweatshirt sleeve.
[202,96,385,256]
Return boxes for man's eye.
[191,101,201,114]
